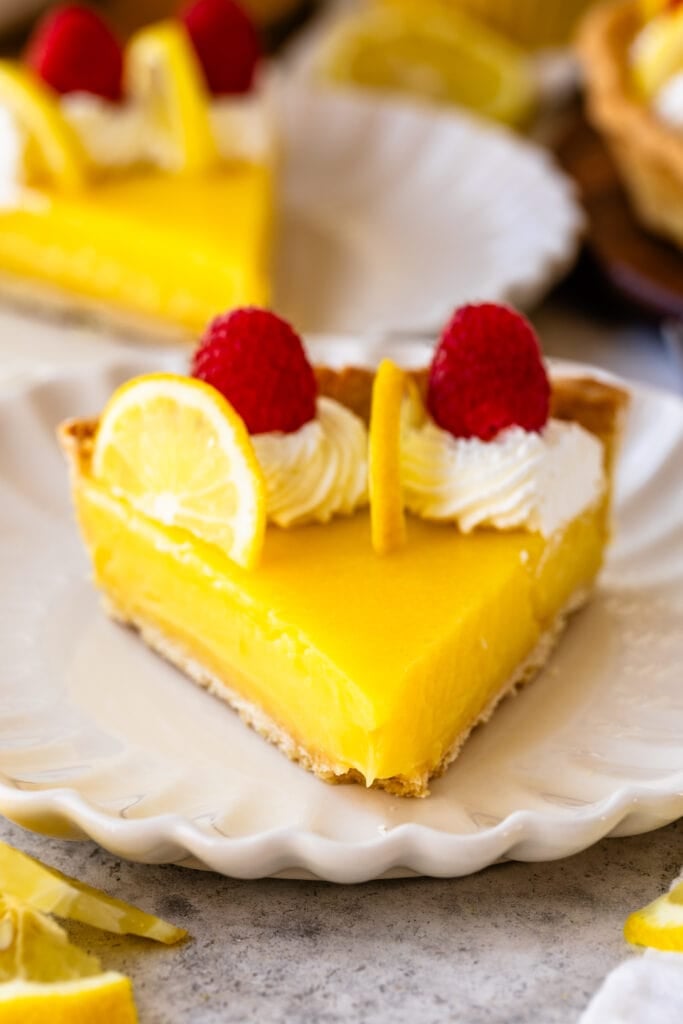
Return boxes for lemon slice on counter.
[369,360,426,555]
[0,894,138,1023]
[0,841,186,944]
[92,373,266,570]
[0,974,138,1024]
[631,7,683,98]
[0,62,88,191]
[126,21,219,174]
[320,0,535,127]
[625,878,683,952]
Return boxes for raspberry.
[191,308,317,435]
[180,0,261,96]
[427,304,550,441]
[25,4,124,102]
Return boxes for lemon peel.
[369,360,426,555]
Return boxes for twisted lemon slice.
[368,359,425,555]
[0,62,88,191]
[92,374,266,569]
[625,879,683,952]
[126,21,219,174]
[0,841,185,944]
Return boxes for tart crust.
[578,0,683,250]
[59,372,629,797]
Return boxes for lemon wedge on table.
[0,62,88,191]
[126,21,219,174]
[0,895,138,1023]
[320,0,536,127]
[92,373,266,570]
[0,840,186,944]
[625,878,683,952]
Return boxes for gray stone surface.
[1,816,680,1023]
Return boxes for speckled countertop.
[1,816,681,1023]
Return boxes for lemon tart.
[0,2,272,338]
[579,0,683,250]
[59,305,628,797]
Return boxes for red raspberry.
[427,304,550,441]
[25,4,124,102]
[180,0,261,96]
[191,308,318,435]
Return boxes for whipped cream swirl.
[252,397,368,528]
[61,94,147,169]
[1,85,273,180]
[402,418,605,537]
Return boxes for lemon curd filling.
[0,167,271,333]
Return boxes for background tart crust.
[578,0,683,249]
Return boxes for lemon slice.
[126,21,219,174]
[0,841,186,944]
[92,373,266,569]
[0,895,137,1023]
[0,974,138,1024]
[321,1,535,127]
[624,879,683,952]
[0,894,101,983]
[0,62,88,191]
[369,360,425,555]
[632,8,683,98]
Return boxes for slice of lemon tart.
[0,2,272,338]
[59,305,628,796]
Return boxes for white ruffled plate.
[273,79,583,335]
[0,343,681,882]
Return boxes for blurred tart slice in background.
[0,0,274,338]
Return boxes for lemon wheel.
[369,359,424,555]
[92,373,266,569]
[0,62,88,191]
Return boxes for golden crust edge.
[58,369,630,471]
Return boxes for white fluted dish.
[0,344,681,882]
[273,79,583,334]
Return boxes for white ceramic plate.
[273,79,582,335]
[0,346,681,883]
